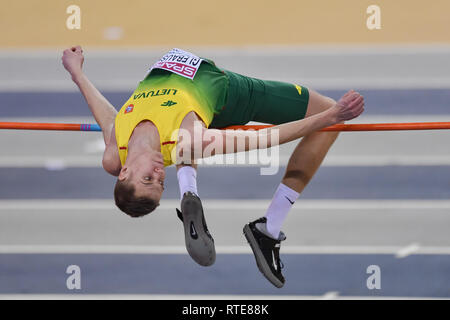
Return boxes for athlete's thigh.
[210,70,310,127]
[304,89,337,118]
[252,79,310,125]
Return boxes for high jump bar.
[0,122,450,132]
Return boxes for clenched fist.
[332,90,365,123]
[62,45,84,80]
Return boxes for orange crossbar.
[0,122,84,131]
[0,121,450,132]
[225,122,450,131]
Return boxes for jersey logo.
[124,104,134,114]
[161,100,177,107]
[295,85,302,96]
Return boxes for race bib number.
[149,48,204,80]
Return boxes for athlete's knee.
[306,89,337,117]
[324,96,336,108]
[317,95,336,111]
[317,95,342,124]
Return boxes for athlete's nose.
[153,168,164,179]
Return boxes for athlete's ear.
[118,166,129,181]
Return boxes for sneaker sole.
[181,195,216,267]
[243,224,284,288]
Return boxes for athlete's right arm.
[62,46,117,146]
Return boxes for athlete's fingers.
[343,90,355,100]
[354,102,365,114]
[69,46,82,56]
[349,92,362,101]
[352,98,364,108]
[345,92,360,103]
[340,90,353,100]
[338,91,357,106]
[355,106,365,117]
[350,96,364,106]
[347,101,364,117]
[354,95,364,103]
[350,106,364,120]
[65,48,78,57]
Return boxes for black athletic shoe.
[176,192,215,266]
[243,217,286,288]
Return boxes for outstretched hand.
[333,90,365,123]
[62,45,84,80]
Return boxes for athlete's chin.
[152,153,165,167]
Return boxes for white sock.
[264,183,300,239]
[177,166,198,200]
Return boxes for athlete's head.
[114,152,165,217]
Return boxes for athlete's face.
[118,153,166,201]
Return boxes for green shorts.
[209,69,310,128]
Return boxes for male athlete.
[62,46,364,288]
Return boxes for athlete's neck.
[126,120,161,161]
